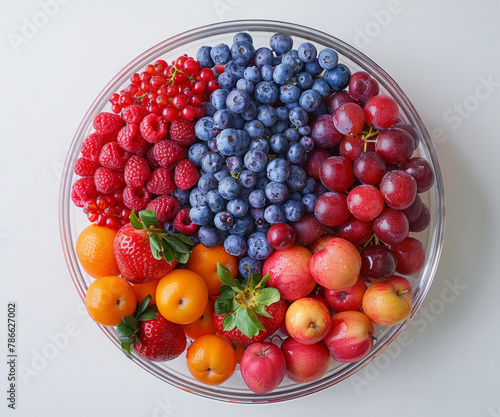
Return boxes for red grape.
[326,91,356,114]
[400,157,434,193]
[402,194,423,223]
[304,148,331,180]
[314,192,350,226]
[347,185,385,221]
[379,170,417,210]
[267,223,296,251]
[409,203,430,232]
[310,114,343,148]
[349,71,380,103]
[393,122,419,150]
[340,135,375,164]
[364,94,399,129]
[353,151,386,184]
[373,208,409,245]
[392,237,425,275]
[333,103,365,136]
[319,156,354,192]
[360,244,396,282]
[337,215,373,245]
[375,128,414,164]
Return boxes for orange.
[85,276,137,326]
[215,332,245,364]
[156,269,209,325]
[132,279,161,306]
[186,334,236,385]
[182,298,217,340]
[184,243,238,296]
[76,224,120,279]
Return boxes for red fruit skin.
[140,113,169,143]
[323,278,367,312]
[74,157,100,177]
[212,299,287,348]
[391,237,426,275]
[122,105,149,124]
[94,167,124,194]
[80,132,107,162]
[71,177,97,207]
[134,313,186,361]
[153,140,184,169]
[310,114,343,148]
[304,148,331,180]
[146,195,180,223]
[124,155,151,188]
[117,124,148,153]
[364,95,399,130]
[146,167,176,195]
[93,112,124,137]
[99,142,131,170]
[169,117,197,147]
[114,223,177,283]
[290,213,329,246]
[174,159,200,190]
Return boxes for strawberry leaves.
[130,209,193,265]
[214,263,281,339]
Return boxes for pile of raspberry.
[71,56,216,230]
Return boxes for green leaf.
[122,315,138,330]
[122,343,132,359]
[172,233,194,245]
[214,290,237,315]
[217,263,240,289]
[222,312,238,332]
[164,237,191,254]
[235,306,259,338]
[116,321,135,338]
[254,303,273,318]
[119,336,135,344]
[129,210,143,230]
[175,251,190,264]
[150,233,162,252]
[247,308,266,332]
[254,274,271,292]
[139,210,158,229]
[255,287,280,306]
[150,244,161,261]
[136,296,152,317]
[219,285,232,294]
[161,240,176,264]
[248,273,262,292]
[138,311,158,321]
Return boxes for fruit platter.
[59,20,445,403]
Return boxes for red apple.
[323,278,367,312]
[240,342,286,394]
[308,294,331,311]
[285,298,332,344]
[309,237,361,291]
[263,245,316,301]
[282,337,331,383]
[308,233,337,254]
[362,275,413,326]
[323,311,375,363]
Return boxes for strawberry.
[117,296,186,362]
[113,210,194,283]
[212,265,288,348]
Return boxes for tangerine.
[76,224,120,279]
[85,275,137,326]
[132,279,161,306]
[156,269,208,325]
[184,243,238,296]
[186,334,236,385]
[182,298,217,340]
[215,332,245,364]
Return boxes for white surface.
[1,0,499,416]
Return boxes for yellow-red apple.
[285,297,332,344]
[281,337,331,383]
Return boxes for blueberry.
[239,186,253,199]
[299,89,322,112]
[190,205,213,225]
[301,193,318,213]
[275,106,289,121]
[279,83,301,103]
[298,125,311,136]
[163,222,176,235]
[324,64,351,91]
[250,207,265,223]
[225,89,251,114]
[206,190,226,213]
[289,106,309,127]
[196,46,214,69]
[214,167,230,182]
[213,109,233,129]
[247,232,273,260]
[173,188,189,206]
[301,177,317,195]
[266,157,290,182]
[223,60,246,79]
[188,143,209,166]
[201,102,217,118]
[296,72,314,90]
[201,151,224,173]
[207,138,218,152]
[272,63,293,85]
[239,169,257,189]
[299,135,315,152]
[284,127,300,142]
[210,43,231,65]
[244,66,262,83]
[286,165,307,191]
[254,81,279,104]
[270,33,293,55]
[264,204,284,224]
[227,197,249,217]
[229,214,254,236]
[244,120,265,138]
[236,78,254,94]
[233,32,253,44]
[265,181,289,204]
[283,199,305,222]
[255,175,269,190]
[216,129,242,156]
[248,189,266,208]
[198,226,220,248]
[285,100,301,110]
[304,59,323,76]
[195,117,217,141]
[238,257,263,278]
[270,120,289,134]
[318,48,339,70]
[231,41,255,66]
[189,187,206,207]
[281,50,304,75]
[244,149,268,172]
[309,100,328,118]
[298,42,317,63]
[261,64,274,82]
[231,113,245,129]
[241,101,257,121]
[218,229,230,242]
[289,191,303,201]
[198,173,218,193]
[220,72,237,90]
[218,176,241,200]
[210,89,229,110]
[270,133,289,154]
[224,235,247,256]
[214,211,234,230]
[225,155,243,174]
[254,47,274,69]
[235,129,250,155]
[311,79,331,99]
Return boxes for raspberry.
[74,157,100,177]
[145,145,161,170]
[122,105,149,124]
[140,113,168,143]
[174,159,200,190]
[93,112,124,138]
[123,186,151,211]
[80,133,106,162]
[94,167,124,194]
[124,155,151,187]
[152,140,184,169]
[173,208,197,235]
[117,124,148,153]
[71,177,97,207]
[169,117,197,147]
[146,195,181,223]
[146,167,176,195]
[135,138,151,156]
[99,142,131,170]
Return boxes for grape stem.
[359,126,380,152]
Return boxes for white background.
[1,0,499,416]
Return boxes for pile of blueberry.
[175,32,352,274]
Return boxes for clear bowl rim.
[58,18,446,404]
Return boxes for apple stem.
[260,347,271,356]
[397,289,411,296]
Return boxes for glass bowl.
[59,19,445,404]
